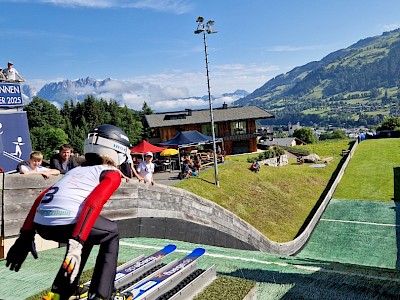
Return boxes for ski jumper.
[21,164,122,299]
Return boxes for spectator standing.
[137,151,155,185]
[19,151,60,178]
[50,144,79,174]
[3,61,25,82]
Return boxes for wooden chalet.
[144,104,274,155]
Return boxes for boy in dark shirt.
[50,144,79,174]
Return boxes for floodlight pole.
[195,17,219,187]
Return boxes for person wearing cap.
[136,151,155,185]
[3,61,25,82]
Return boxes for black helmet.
[84,124,131,166]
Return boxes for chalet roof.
[145,105,274,128]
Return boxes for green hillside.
[235,29,400,128]
[175,139,353,242]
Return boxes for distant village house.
[288,121,301,136]
[258,137,306,149]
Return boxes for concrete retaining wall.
[0,143,356,257]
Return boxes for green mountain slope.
[234,28,400,128]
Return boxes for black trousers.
[35,216,119,300]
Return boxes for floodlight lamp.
[206,20,215,26]
[206,29,218,34]
[194,29,203,34]
[196,16,204,23]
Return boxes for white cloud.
[121,92,147,108]
[26,60,281,112]
[27,0,192,13]
[151,97,206,112]
[150,94,242,113]
[127,63,279,97]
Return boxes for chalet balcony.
[220,132,258,141]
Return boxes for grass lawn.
[333,138,400,201]
[302,108,330,115]
[175,140,353,242]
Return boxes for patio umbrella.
[160,148,179,172]
[160,148,179,156]
[130,140,166,154]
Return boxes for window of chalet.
[231,121,247,135]
[152,128,160,138]
[201,123,219,136]
[164,114,187,120]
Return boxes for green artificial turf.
[333,138,400,201]
[5,237,400,300]
[298,199,399,269]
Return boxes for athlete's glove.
[6,230,38,272]
[62,238,83,283]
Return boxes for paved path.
[153,170,181,186]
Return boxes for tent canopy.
[159,130,222,149]
[130,140,166,154]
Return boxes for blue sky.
[2,0,400,111]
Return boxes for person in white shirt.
[20,151,60,178]
[137,151,155,185]
[3,61,25,82]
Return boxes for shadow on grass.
[294,140,355,240]
[221,263,400,300]
[190,175,216,185]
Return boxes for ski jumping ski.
[81,244,177,300]
[122,247,206,300]
[114,244,177,288]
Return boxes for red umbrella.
[130,140,166,154]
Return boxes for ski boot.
[112,291,133,300]
[70,284,89,299]
[42,292,60,300]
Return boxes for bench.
[200,161,214,170]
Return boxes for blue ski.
[114,244,177,283]
[124,248,206,299]
[81,244,177,300]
